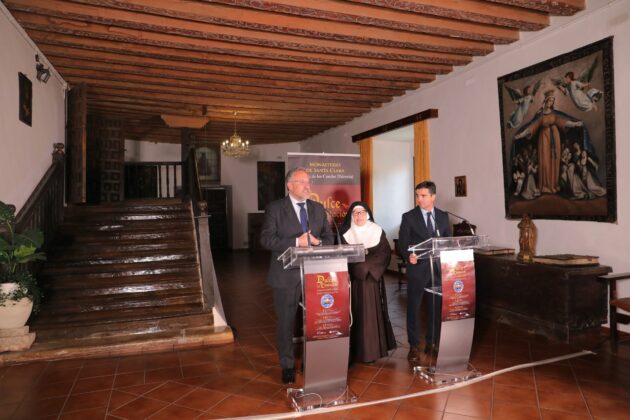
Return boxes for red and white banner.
[440,249,476,322]
[287,153,360,225]
[304,271,350,341]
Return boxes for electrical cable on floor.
[233,349,595,420]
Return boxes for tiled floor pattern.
[0,250,628,419]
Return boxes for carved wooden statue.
[517,213,537,262]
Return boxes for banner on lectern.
[440,249,476,322]
[303,271,350,341]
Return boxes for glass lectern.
[278,244,365,411]
[408,235,488,384]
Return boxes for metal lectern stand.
[408,235,488,385]
[278,245,365,411]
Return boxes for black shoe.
[282,368,295,384]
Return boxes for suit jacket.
[398,206,451,283]
[260,196,335,289]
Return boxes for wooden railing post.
[196,201,215,310]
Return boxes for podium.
[408,235,488,384]
[279,244,365,411]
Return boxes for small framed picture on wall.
[455,175,467,197]
[19,72,32,126]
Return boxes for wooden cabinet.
[474,254,611,342]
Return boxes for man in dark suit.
[398,180,451,362]
[260,167,334,384]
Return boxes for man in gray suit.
[261,167,334,384]
[398,180,451,363]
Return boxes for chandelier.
[220,112,250,158]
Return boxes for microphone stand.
[445,211,476,235]
[323,208,342,245]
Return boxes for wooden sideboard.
[474,254,611,342]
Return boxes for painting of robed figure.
[498,37,616,222]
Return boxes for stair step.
[44,249,196,268]
[41,269,199,291]
[0,325,234,366]
[64,202,189,215]
[54,230,194,245]
[32,312,214,342]
[32,302,205,328]
[43,284,200,304]
[40,258,198,276]
[59,220,193,234]
[39,293,203,316]
[48,241,195,258]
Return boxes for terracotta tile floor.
[1,250,629,419]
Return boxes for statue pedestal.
[0,326,36,352]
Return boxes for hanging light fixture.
[220,111,250,158]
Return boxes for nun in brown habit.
[340,201,396,364]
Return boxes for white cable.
[233,349,594,419]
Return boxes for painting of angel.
[552,58,603,112]
[497,37,616,222]
[505,79,541,128]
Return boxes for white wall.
[222,142,300,249]
[124,139,181,162]
[302,0,630,330]
[0,5,66,212]
[372,134,414,248]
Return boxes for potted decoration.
[0,200,45,329]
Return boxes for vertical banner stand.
[278,245,365,411]
[408,235,488,385]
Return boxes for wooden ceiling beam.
[7,0,491,58]
[69,75,386,109]
[56,67,395,103]
[9,6,478,66]
[28,30,443,81]
[52,57,407,96]
[40,45,425,88]
[339,0,549,29]
[487,0,584,16]
[86,89,367,116]
[70,0,519,44]
[88,96,361,122]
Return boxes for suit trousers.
[407,261,441,347]
[272,282,302,369]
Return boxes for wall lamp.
[35,54,51,83]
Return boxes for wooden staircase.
[0,200,232,364]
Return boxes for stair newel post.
[195,201,215,311]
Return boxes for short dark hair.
[285,167,308,184]
[415,180,436,195]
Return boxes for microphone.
[323,207,342,245]
[445,211,476,235]
[429,212,440,237]
[305,210,312,247]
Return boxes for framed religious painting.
[195,144,220,185]
[19,72,32,126]
[497,37,616,222]
[454,176,467,197]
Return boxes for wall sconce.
[35,54,51,83]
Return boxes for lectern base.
[286,385,357,412]
[414,364,481,385]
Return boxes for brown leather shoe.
[407,345,421,362]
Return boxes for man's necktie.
[298,202,308,232]
[426,212,436,237]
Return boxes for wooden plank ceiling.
[4,0,585,145]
